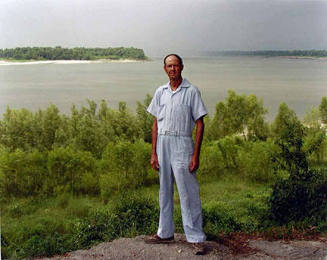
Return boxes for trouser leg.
[157,136,174,238]
[172,138,206,243]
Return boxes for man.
[145,54,207,255]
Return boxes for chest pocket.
[157,105,166,121]
[174,104,192,130]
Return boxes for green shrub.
[203,202,242,235]
[73,193,159,248]
[80,172,100,195]
[238,140,277,183]
[2,214,73,259]
[73,208,117,248]
[198,141,225,178]
[0,149,47,197]
[269,168,327,224]
[100,171,130,198]
[271,102,308,174]
[136,94,154,143]
[110,192,159,236]
[207,90,268,141]
[0,108,37,151]
[216,136,243,171]
[0,105,64,152]
[47,147,96,195]
[100,140,152,196]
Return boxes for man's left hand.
[189,155,199,173]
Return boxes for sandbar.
[0,59,143,66]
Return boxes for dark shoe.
[144,234,174,244]
[192,242,206,255]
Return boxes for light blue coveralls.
[147,78,207,243]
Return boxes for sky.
[0,0,326,57]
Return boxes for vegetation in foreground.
[1,92,327,259]
[0,46,148,61]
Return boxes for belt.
[158,129,191,137]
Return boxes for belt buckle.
[164,130,178,136]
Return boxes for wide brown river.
[1,56,326,120]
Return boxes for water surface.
[1,56,326,120]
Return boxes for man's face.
[164,55,183,81]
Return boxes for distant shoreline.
[278,56,327,60]
[0,59,145,66]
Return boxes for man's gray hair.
[163,54,183,66]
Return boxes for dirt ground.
[38,233,327,259]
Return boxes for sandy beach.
[0,59,143,66]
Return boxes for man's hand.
[189,155,199,173]
[151,153,159,171]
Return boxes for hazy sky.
[0,0,326,56]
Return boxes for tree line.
[207,50,327,57]
[0,46,147,61]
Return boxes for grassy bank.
[1,176,270,258]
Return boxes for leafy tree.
[207,90,268,140]
[303,128,326,164]
[0,149,47,197]
[271,102,307,175]
[303,106,321,128]
[100,140,152,196]
[136,94,154,143]
[110,102,143,141]
[269,167,327,224]
[269,103,327,224]
[0,107,37,151]
[302,106,327,165]
[319,96,327,124]
[34,104,62,151]
[66,101,109,158]
[47,147,95,195]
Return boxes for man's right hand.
[151,153,159,171]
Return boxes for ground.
[37,233,327,259]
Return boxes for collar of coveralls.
[163,78,191,90]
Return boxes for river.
[1,56,327,120]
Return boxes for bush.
[216,136,243,171]
[0,108,38,151]
[2,214,74,259]
[73,193,159,248]
[269,168,327,224]
[100,140,152,196]
[198,141,225,178]
[100,171,130,198]
[80,172,100,195]
[110,192,159,236]
[238,140,277,183]
[0,105,63,152]
[47,147,96,195]
[0,149,47,197]
[203,202,243,235]
[207,90,268,141]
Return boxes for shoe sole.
[144,237,175,244]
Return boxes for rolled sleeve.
[191,89,208,121]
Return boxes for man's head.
[163,54,184,81]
